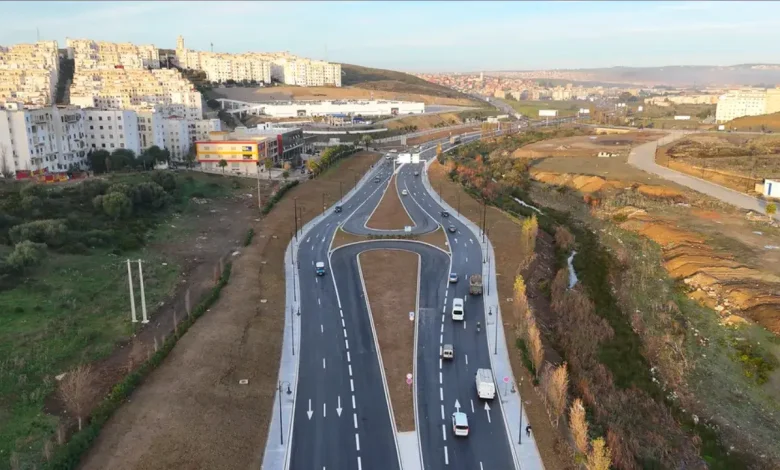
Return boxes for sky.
[4,1,780,73]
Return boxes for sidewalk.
[421,158,545,470]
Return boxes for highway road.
[277,127,532,470]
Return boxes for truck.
[475,368,496,400]
[469,274,483,295]
[449,135,461,145]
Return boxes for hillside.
[341,63,484,106]
[726,111,780,132]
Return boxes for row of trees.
[305,145,358,176]
[86,146,185,174]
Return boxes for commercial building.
[0,40,60,107]
[0,103,88,174]
[195,134,269,175]
[715,88,780,123]
[231,124,304,166]
[234,99,425,118]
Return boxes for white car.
[401,189,408,196]
[452,412,469,437]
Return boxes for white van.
[475,368,496,400]
[451,298,464,321]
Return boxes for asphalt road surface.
[287,133,516,470]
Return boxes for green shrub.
[8,219,68,247]
[151,171,177,192]
[244,228,255,246]
[5,240,46,272]
[261,180,299,215]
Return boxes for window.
[101,143,106,148]
[100,125,104,130]
[118,125,123,130]
[120,134,123,138]
[110,143,115,148]
[101,135,104,139]
[108,116,111,121]
[118,116,122,121]
[109,135,113,139]
[120,143,125,148]
[99,116,103,121]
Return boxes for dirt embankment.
[79,152,382,470]
[406,127,480,146]
[427,160,575,470]
[366,174,414,230]
[531,170,684,200]
[359,249,418,432]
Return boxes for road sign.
[409,311,415,321]
[503,376,510,384]
[406,373,413,385]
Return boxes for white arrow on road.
[337,396,343,417]
[306,399,314,420]
[454,399,461,412]
[484,402,491,423]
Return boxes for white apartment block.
[175,36,340,87]
[70,68,202,120]
[715,88,780,123]
[136,109,166,151]
[162,117,189,161]
[243,99,424,118]
[0,40,59,107]
[83,109,140,154]
[66,39,160,71]
[0,103,88,174]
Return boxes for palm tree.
[218,159,227,174]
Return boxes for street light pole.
[278,381,292,445]
[294,197,298,241]
[493,305,498,355]
[340,181,343,202]
[291,306,295,356]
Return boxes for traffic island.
[358,249,418,433]
[366,174,415,230]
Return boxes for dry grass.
[359,250,418,432]
[427,159,575,470]
[366,174,414,230]
[78,151,381,470]
[406,127,479,146]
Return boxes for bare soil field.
[78,152,381,470]
[428,160,575,470]
[727,111,780,132]
[366,175,414,230]
[512,132,661,159]
[385,112,464,131]
[212,85,475,107]
[359,249,418,432]
[406,127,480,146]
[331,227,449,252]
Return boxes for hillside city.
[3,4,780,470]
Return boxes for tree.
[101,192,132,219]
[359,134,374,150]
[569,398,589,456]
[513,275,529,338]
[518,214,539,271]
[5,240,46,272]
[206,99,221,110]
[0,144,12,178]
[110,148,136,171]
[586,437,612,470]
[58,364,94,431]
[542,362,569,427]
[282,170,290,180]
[86,150,111,174]
[554,225,575,251]
[218,159,228,174]
[766,203,777,217]
[183,146,196,169]
[526,316,544,378]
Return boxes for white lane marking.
[470,238,474,244]
[358,456,362,470]
[350,379,355,392]
[311,260,314,266]
[311,245,313,251]
[454,238,458,244]
[354,413,358,428]
[442,305,446,313]
[463,320,466,330]
[441,314,445,322]
[340,310,344,318]
[439,358,442,369]
[307,237,311,243]
[343,328,348,338]
[442,424,447,441]
[439,372,443,384]
[341,318,345,328]
[465,354,468,365]
[347,351,351,362]
[466,256,468,263]
[349,365,353,376]
[323,402,327,417]
[440,323,444,333]
[316,277,318,284]
[318,298,321,306]
[444,446,449,465]
[441,404,445,420]
[440,333,443,344]
[439,346,443,356]
[355,434,361,451]
[321,324,324,333]
[323,358,326,369]
[352,395,356,409]
[480,463,484,470]
[471,399,475,413]
[440,387,444,401]
[345,339,349,349]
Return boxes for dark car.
[448,226,457,233]
[373,176,381,183]
[334,205,342,213]
[441,211,450,218]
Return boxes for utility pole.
[127,259,137,323]
[137,260,149,324]
[339,181,343,202]
[256,164,262,209]
[294,197,298,241]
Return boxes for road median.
[366,174,415,230]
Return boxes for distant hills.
[488,64,780,87]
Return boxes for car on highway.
[448,225,457,233]
[334,205,342,213]
[452,412,469,437]
[315,262,326,276]
[449,272,458,283]
[441,210,449,218]
[373,176,381,183]
[452,298,464,321]
[414,171,419,177]
[401,189,408,196]
[442,343,454,359]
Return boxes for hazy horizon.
[4,1,780,73]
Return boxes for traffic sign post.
[406,373,413,390]
[503,376,510,395]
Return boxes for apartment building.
[66,39,160,71]
[251,99,424,118]
[0,103,88,174]
[0,40,59,107]
[175,36,340,87]
[83,109,140,154]
[714,88,780,122]
[70,68,202,120]
[645,95,719,106]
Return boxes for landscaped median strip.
[45,263,233,470]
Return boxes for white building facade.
[83,109,140,155]
[0,40,60,107]
[242,100,425,118]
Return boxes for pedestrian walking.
[526,425,532,438]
